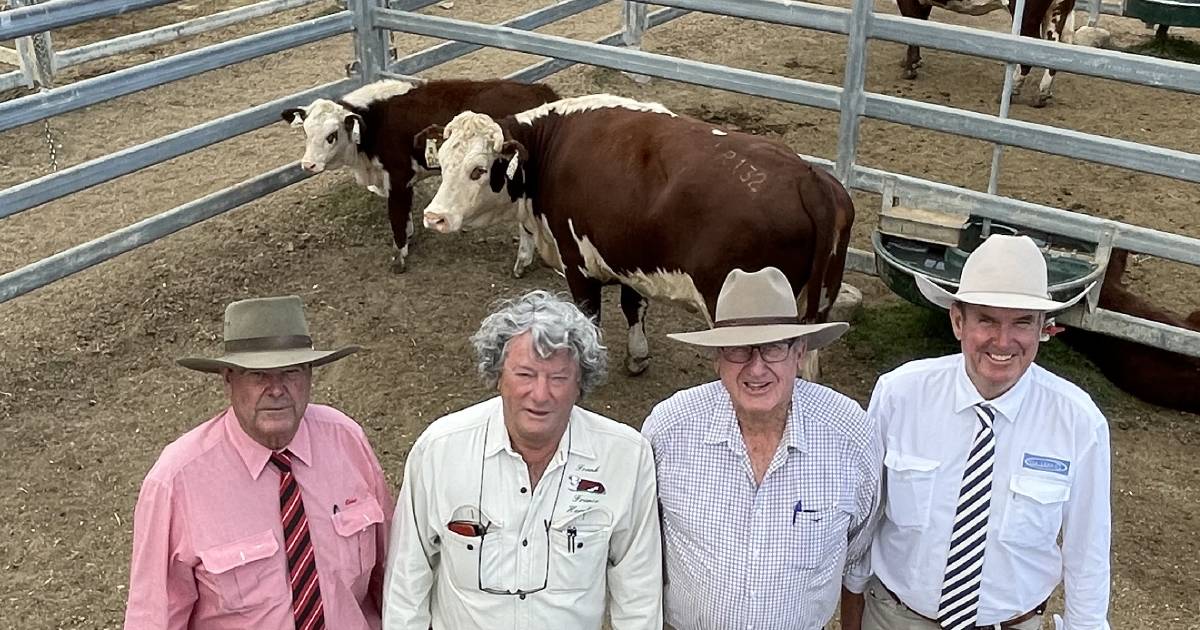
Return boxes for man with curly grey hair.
[383,290,663,630]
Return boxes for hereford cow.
[896,0,1076,106]
[416,95,854,376]
[1060,250,1200,414]
[281,78,558,272]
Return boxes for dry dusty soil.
[1,1,1198,628]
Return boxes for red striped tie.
[270,451,326,630]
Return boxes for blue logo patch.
[1022,453,1070,475]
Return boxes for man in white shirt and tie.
[850,235,1111,630]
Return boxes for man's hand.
[840,587,865,630]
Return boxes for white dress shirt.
[643,380,882,630]
[382,396,662,630]
[869,354,1111,630]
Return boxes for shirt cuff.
[842,571,870,594]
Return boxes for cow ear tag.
[425,139,439,168]
[506,155,520,180]
[350,118,362,145]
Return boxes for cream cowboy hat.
[667,267,849,350]
[915,234,1093,311]
[177,295,360,373]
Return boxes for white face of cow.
[422,112,519,233]
[286,99,361,174]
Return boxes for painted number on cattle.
[720,149,767,193]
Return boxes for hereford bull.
[1059,249,1200,414]
[281,78,557,272]
[896,0,1076,106]
[416,94,854,376]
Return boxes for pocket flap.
[333,495,385,537]
[1009,475,1071,505]
[198,529,279,575]
[552,507,613,532]
[883,451,940,473]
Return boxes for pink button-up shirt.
[124,405,394,630]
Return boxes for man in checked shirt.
[643,267,883,630]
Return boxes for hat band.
[714,315,802,328]
[225,335,313,353]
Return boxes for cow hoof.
[902,66,919,80]
[1032,93,1052,108]
[626,355,650,376]
[390,257,407,274]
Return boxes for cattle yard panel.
[370,0,1200,357]
[0,0,325,92]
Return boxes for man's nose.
[530,376,553,401]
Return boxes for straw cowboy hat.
[668,267,849,350]
[915,234,1093,312]
[177,295,360,373]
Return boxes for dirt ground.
[1,1,1198,628]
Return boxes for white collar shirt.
[382,396,662,630]
[869,354,1111,630]
[643,380,882,630]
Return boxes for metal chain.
[27,0,60,172]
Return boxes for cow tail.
[797,169,854,323]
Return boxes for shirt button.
[520,487,528,494]
[519,593,526,600]
[522,539,528,547]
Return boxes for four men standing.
[125,236,1112,629]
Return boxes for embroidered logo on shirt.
[344,497,359,506]
[1022,453,1070,475]
[568,474,606,494]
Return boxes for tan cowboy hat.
[915,234,1093,312]
[667,267,849,350]
[177,295,360,373]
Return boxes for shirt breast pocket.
[549,509,612,593]
[1000,474,1071,548]
[883,451,940,528]
[197,529,288,613]
[332,495,385,593]
[791,508,850,569]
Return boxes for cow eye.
[325,132,337,144]
[469,166,488,181]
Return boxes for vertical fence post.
[621,0,650,84]
[349,0,387,84]
[9,0,56,89]
[834,0,872,187]
[983,0,1028,237]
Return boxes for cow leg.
[1033,8,1074,107]
[800,348,822,383]
[513,224,537,278]
[387,185,414,274]
[896,0,932,79]
[620,285,651,375]
[565,269,604,324]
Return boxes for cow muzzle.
[423,211,460,233]
[300,161,324,173]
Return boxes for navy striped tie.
[271,451,326,630]
[937,404,996,630]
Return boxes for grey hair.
[471,290,608,395]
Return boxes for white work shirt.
[382,396,663,630]
[869,354,1111,630]
[643,380,882,630]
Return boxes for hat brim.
[667,322,849,351]
[915,274,1092,312]
[177,346,361,373]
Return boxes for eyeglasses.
[719,340,796,364]
[461,421,570,597]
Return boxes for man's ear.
[489,139,528,199]
[281,107,307,127]
[413,124,446,169]
[343,113,364,145]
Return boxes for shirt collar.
[224,406,314,480]
[482,399,597,462]
[952,355,1031,423]
[702,381,807,453]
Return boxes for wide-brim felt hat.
[667,267,848,350]
[915,234,1092,312]
[177,295,360,373]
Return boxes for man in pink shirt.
[123,295,393,630]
